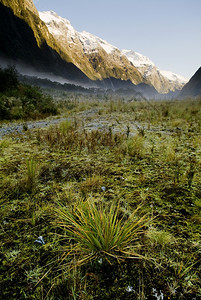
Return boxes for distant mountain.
[179,67,201,98]
[122,50,187,93]
[39,11,187,94]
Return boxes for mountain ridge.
[39,10,187,94]
[0,0,158,97]
[39,11,145,87]
[179,67,201,98]
[122,49,187,93]
[0,0,190,98]
[0,0,93,86]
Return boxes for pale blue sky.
[33,0,201,79]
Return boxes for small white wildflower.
[98,258,103,264]
[152,288,164,300]
[126,286,134,292]
[101,186,106,192]
[34,236,45,245]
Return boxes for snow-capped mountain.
[39,11,143,85]
[121,50,155,68]
[160,70,187,85]
[39,11,118,56]
[39,11,187,93]
[122,50,188,93]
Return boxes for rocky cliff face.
[0,0,183,97]
[122,50,187,93]
[1,0,56,53]
[39,11,187,94]
[1,0,38,16]
[0,0,156,93]
[39,11,144,86]
[179,67,201,98]
[0,0,92,85]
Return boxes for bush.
[0,96,11,119]
[0,66,58,120]
[0,66,19,93]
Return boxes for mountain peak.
[160,70,188,84]
[39,10,143,84]
[79,31,118,54]
[0,2,189,95]
[39,11,76,41]
[122,49,188,92]
[39,10,187,93]
[122,49,155,67]
[39,10,70,25]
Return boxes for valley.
[0,0,201,299]
[1,91,201,299]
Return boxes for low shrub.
[0,66,58,120]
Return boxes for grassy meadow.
[0,92,201,299]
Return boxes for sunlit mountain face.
[0,0,93,86]
[39,10,187,94]
[0,0,194,99]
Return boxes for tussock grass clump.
[0,138,11,149]
[127,134,145,158]
[55,198,150,266]
[25,157,41,191]
[39,123,124,154]
[59,119,72,135]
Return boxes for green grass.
[26,157,41,191]
[0,95,201,299]
[55,198,150,266]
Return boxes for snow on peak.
[160,70,188,83]
[39,11,76,38]
[122,49,188,85]
[80,31,117,54]
[39,11,117,55]
[122,49,155,67]
[39,11,69,25]
[98,38,117,54]
[39,11,187,89]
